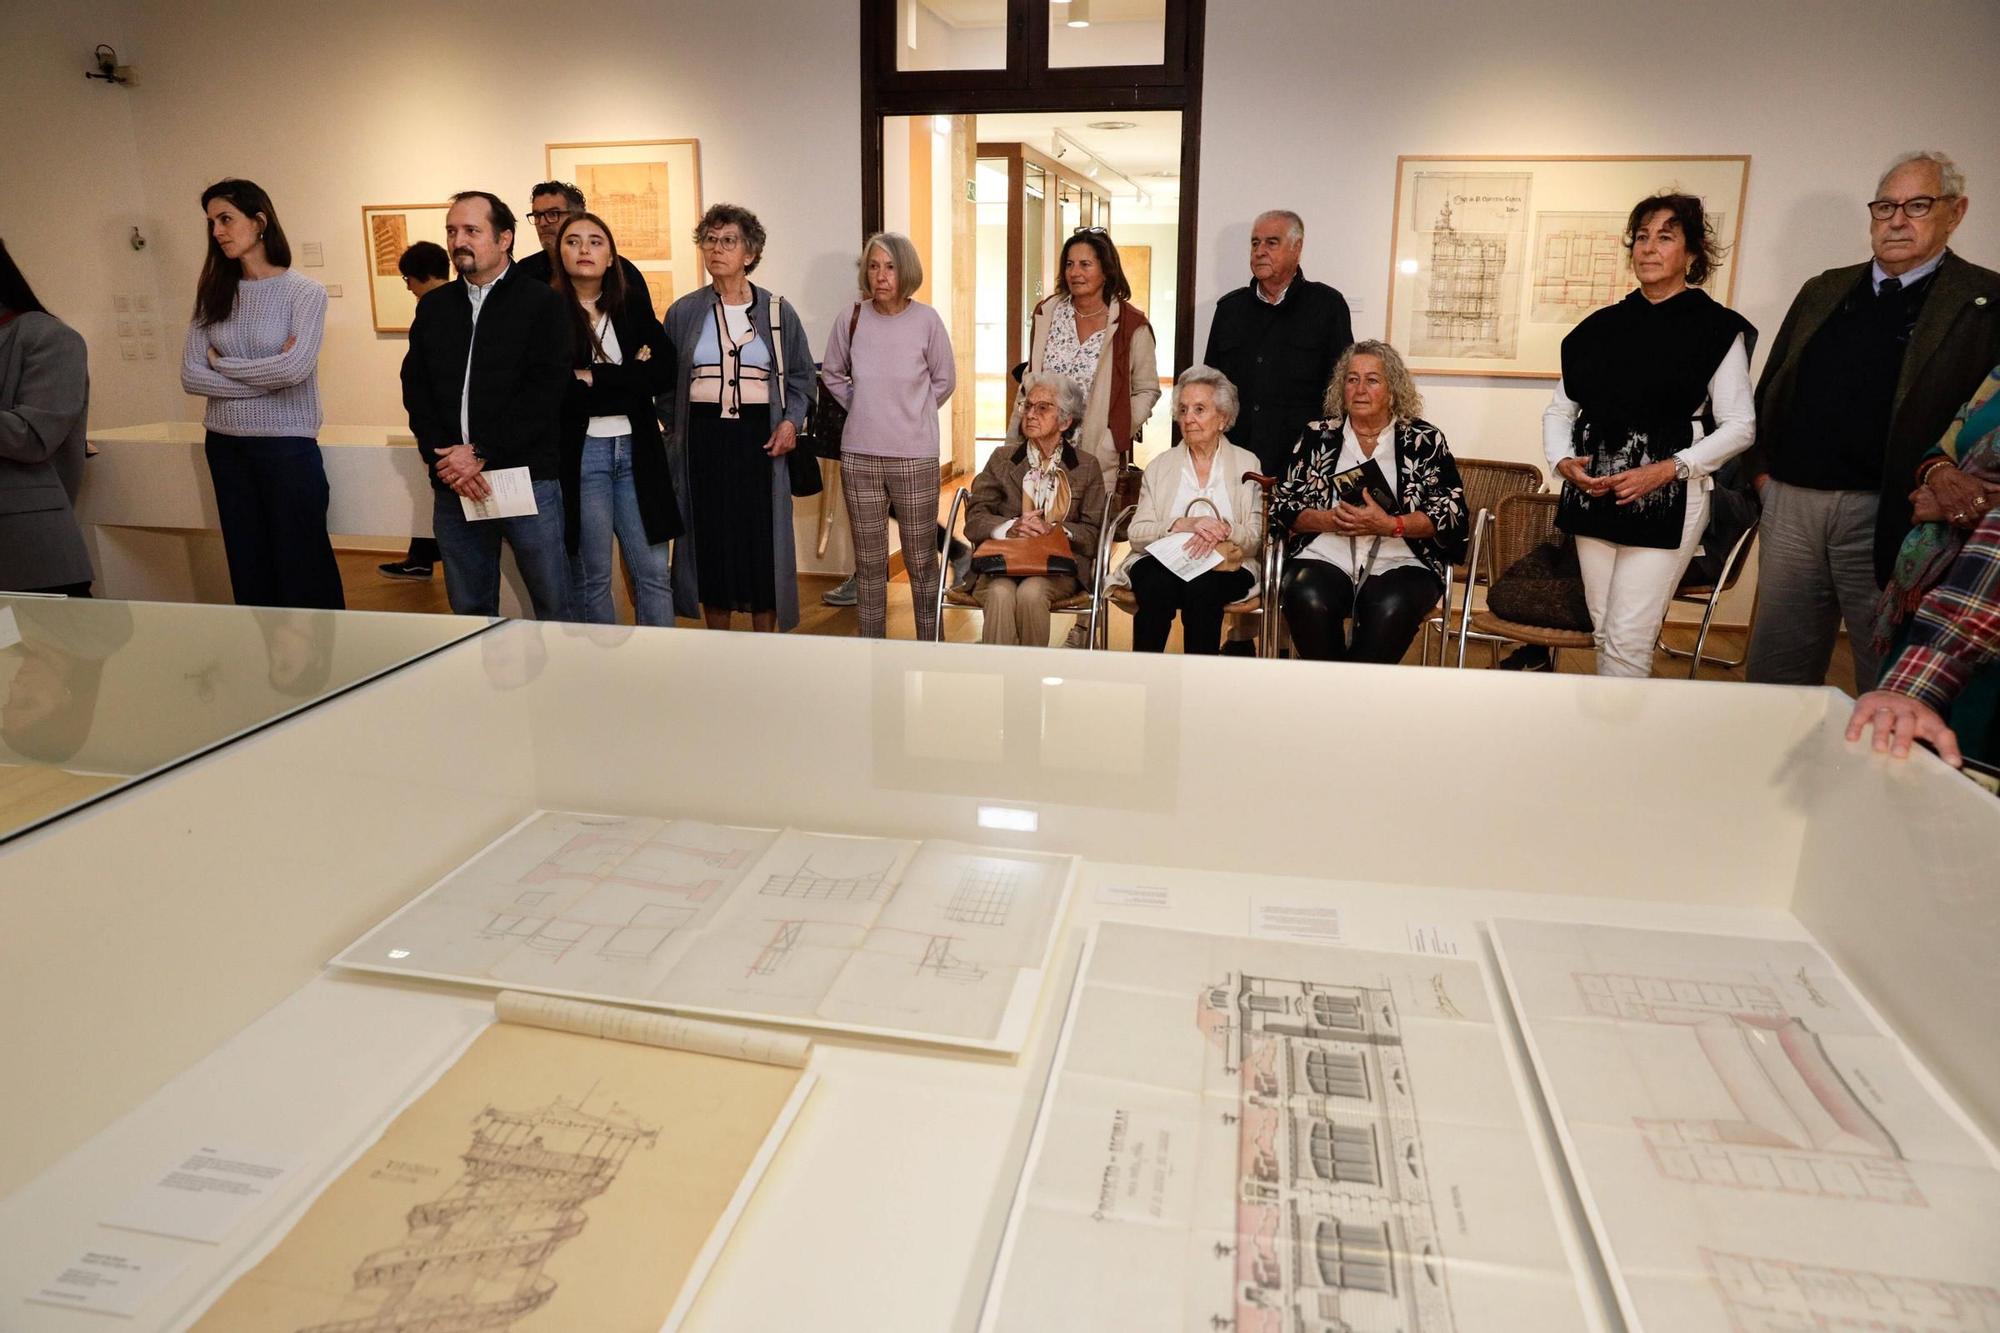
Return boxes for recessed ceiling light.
[1086,120,1137,131]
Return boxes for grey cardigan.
[657,284,815,631]
[0,312,93,590]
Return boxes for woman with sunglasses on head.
[179,178,341,609]
[551,212,681,627]
[0,240,94,596]
[658,203,815,633]
[1022,228,1159,479]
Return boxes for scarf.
[1874,366,2000,652]
[1023,443,1071,521]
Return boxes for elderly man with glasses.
[1743,150,2000,688]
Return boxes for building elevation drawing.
[1492,920,2000,1333]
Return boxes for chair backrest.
[1455,459,1544,580]
[1491,491,1562,572]
[1677,518,1760,597]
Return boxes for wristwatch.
[1671,456,1692,482]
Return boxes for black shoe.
[1220,640,1256,657]
[378,560,435,580]
[1497,645,1552,671]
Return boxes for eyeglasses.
[1867,195,1949,221]
[701,234,745,250]
[527,208,572,224]
[1071,226,1108,236]
[1022,399,1062,415]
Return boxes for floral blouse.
[1039,299,1106,388]
[1270,416,1469,583]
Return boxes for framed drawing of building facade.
[1385,155,1751,378]
[546,139,704,321]
[360,203,452,334]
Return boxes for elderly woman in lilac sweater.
[819,232,956,640]
[179,178,338,610]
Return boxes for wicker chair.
[1656,519,1761,677]
[1103,473,1283,656]
[1423,458,1544,666]
[1454,492,1596,669]
[936,487,1116,647]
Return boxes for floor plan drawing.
[1530,211,1629,322]
[1700,1247,2000,1332]
[1408,172,1529,360]
[980,924,1590,1333]
[1491,920,2000,1333]
[336,815,1076,1051]
[187,1021,810,1333]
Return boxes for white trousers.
[1574,486,1709,679]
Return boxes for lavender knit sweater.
[179,271,327,437]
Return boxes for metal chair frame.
[1101,473,1285,656]
[934,487,1117,648]
[1423,459,1544,667]
[1655,518,1761,677]
[1453,495,1595,670]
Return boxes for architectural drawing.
[1530,211,1628,322]
[1408,172,1528,360]
[335,815,1075,1051]
[298,1096,658,1333]
[369,213,408,277]
[1492,920,2000,1333]
[981,924,1589,1333]
[187,1022,809,1333]
[1702,1248,2000,1332]
[576,162,672,261]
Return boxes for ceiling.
[975,109,1183,196]
[919,0,1166,26]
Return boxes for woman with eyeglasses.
[1544,191,1755,678]
[178,177,341,609]
[1022,228,1159,479]
[659,203,815,633]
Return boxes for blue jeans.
[569,435,673,626]
[203,432,344,609]
[431,478,570,619]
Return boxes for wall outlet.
[302,242,324,267]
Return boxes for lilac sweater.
[819,300,955,459]
[179,270,327,438]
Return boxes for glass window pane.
[899,0,1008,71]
[1048,0,1165,68]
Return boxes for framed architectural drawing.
[546,139,703,321]
[981,922,1591,1332]
[359,203,450,334]
[1490,920,2000,1333]
[1385,155,1751,378]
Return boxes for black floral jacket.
[1270,416,1468,581]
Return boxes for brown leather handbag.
[971,527,1077,578]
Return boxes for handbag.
[970,527,1077,578]
[1181,496,1246,572]
[765,294,823,498]
[800,302,862,462]
[1485,535,1592,631]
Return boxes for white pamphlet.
[27,1245,189,1318]
[1142,530,1224,581]
[103,1142,301,1243]
[1248,898,1343,943]
[458,465,537,521]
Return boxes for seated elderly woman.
[1110,365,1265,654]
[962,371,1107,647]
[1272,339,1467,663]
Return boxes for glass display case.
[1,620,1993,1331]
[0,595,492,844]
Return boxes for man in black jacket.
[401,190,571,618]
[513,180,654,314]
[1203,210,1354,476]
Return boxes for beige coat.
[1111,439,1267,587]
[1024,296,1161,476]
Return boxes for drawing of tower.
[1419,200,1508,351]
[298,1099,658,1333]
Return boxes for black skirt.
[688,402,778,613]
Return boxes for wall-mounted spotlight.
[85,44,137,87]
[1065,0,1091,28]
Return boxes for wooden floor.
[333,547,1853,690]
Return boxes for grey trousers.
[1745,478,1883,688]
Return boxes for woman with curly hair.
[1272,340,1467,663]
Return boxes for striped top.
[179,270,327,438]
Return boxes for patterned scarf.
[1874,365,2000,653]
[1023,444,1071,522]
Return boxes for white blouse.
[1298,422,1425,577]
[1040,300,1107,388]
[1167,447,1236,527]
[1541,332,1755,487]
[584,311,632,439]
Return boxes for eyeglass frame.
[1071,226,1109,236]
[526,207,574,225]
[1866,195,1954,221]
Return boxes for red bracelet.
[1393,515,1406,538]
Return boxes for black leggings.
[1128,556,1255,654]
[1281,561,1440,664]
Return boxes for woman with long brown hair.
[178,178,340,609]
[549,211,680,626]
